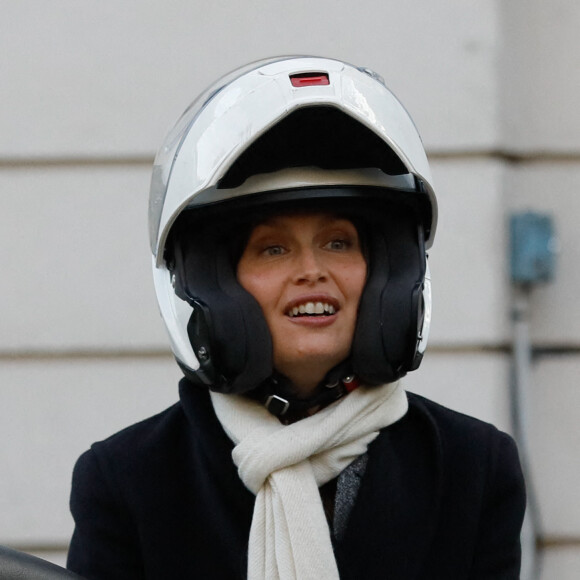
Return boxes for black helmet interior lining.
[218,106,409,189]
[352,204,426,384]
[167,189,426,393]
[170,223,273,394]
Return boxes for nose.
[293,248,327,285]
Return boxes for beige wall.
[1,1,579,575]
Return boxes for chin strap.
[250,367,360,423]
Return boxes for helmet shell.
[150,56,437,266]
[149,56,437,386]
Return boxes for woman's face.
[237,212,367,395]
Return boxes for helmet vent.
[289,72,330,87]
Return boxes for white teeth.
[288,302,336,316]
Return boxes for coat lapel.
[335,399,444,579]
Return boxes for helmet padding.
[353,206,426,384]
[168,194,426,393]
[171,224,273,393]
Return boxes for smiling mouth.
[286,301,337,318]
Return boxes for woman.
[68,57,526,579]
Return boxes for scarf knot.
[211,381,408,580]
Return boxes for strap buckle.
[265,394,290,416]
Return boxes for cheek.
[237,269,280,312]
[340,262,367,301]
[237,257,260,295]
[238,271,262,299]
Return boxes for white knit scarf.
[210,381,408,580]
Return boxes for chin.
[276,347,350,376]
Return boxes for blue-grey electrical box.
[510,212,557,284]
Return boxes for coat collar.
[334,393,444,578]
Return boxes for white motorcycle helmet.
[149,56,437,413]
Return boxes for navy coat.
[67,379,526,579]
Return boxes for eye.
[324,238,351,251]
[264,245,286,256]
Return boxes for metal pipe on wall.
[509,211,557,580]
